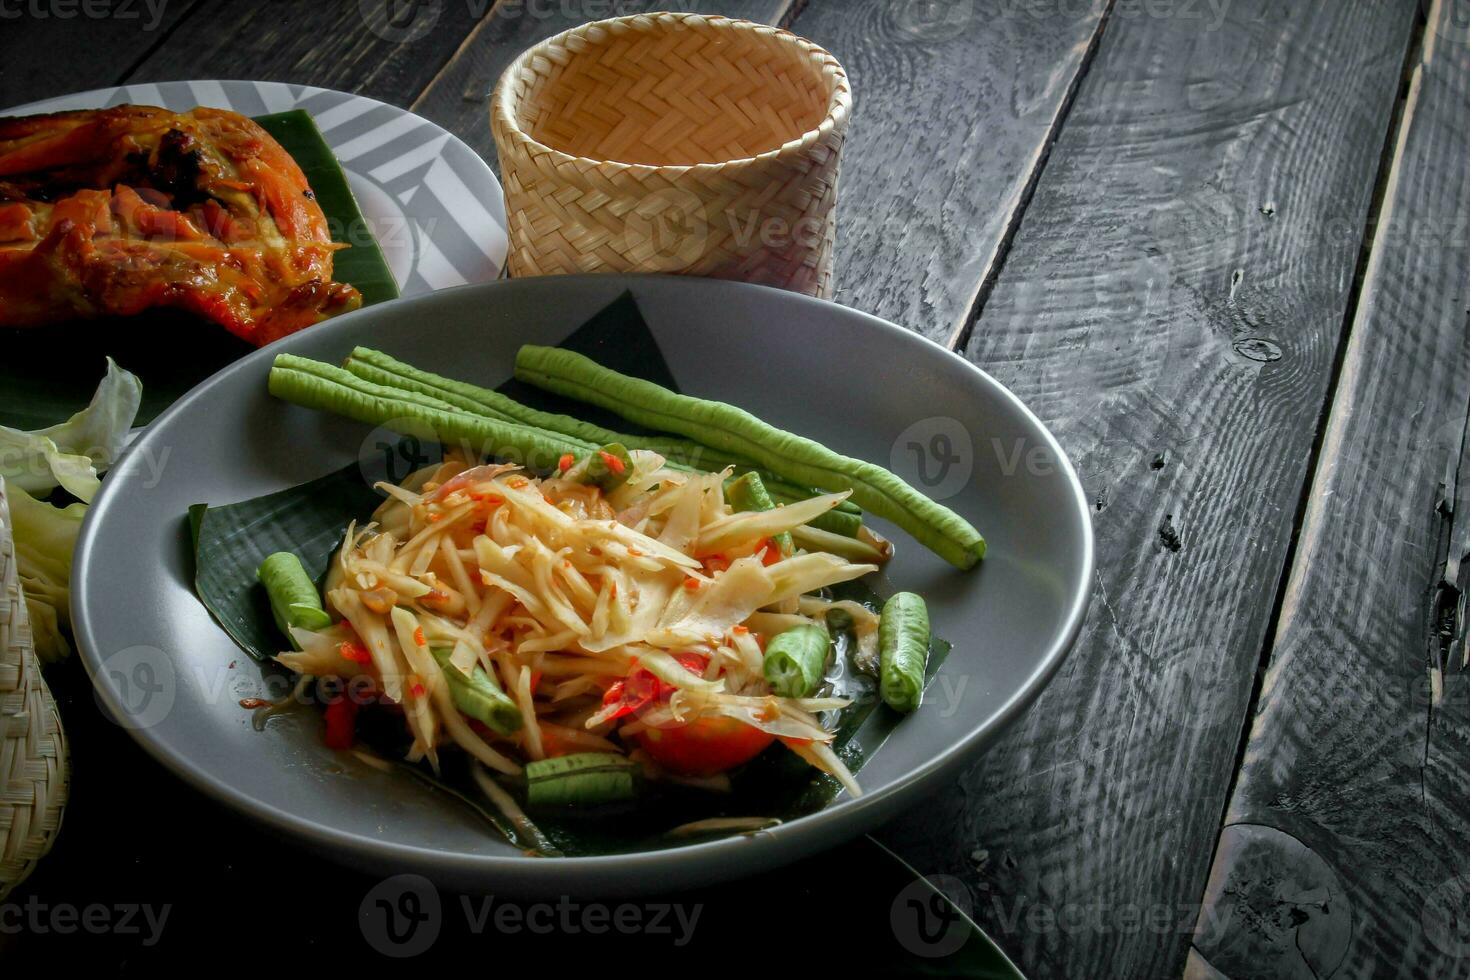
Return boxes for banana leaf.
[0,110,398,431]
[189,293,951,855]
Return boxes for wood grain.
[785,0,1109,346]
[1192,2,1470,975]
[0,0,198,107]
[410,0,794,166]
[874,2,1420,977]
[125,0,491,105]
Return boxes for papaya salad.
[249,342,980,843]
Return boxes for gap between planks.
[1200,2,1429,847]
[948,0,1119,354]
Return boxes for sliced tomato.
[634,716,775,776]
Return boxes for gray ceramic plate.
[72,275,1092,894]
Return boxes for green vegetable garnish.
[524,753,639,808]
[429,647,522,736]
[257,552,332,641]
[878,592,931,713]
[724,471,793,558]
[561,443,634,491]
[763,624,832,698]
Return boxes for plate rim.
[72,274,1094,889]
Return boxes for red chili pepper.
[322,697,358,750]
[601,654,707,721]
[413,627,427,647]
[683,577,702,591]
[598,451,626,475]
[339,639,372,664]
[558,453,575,472]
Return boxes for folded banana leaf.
[190,293,950,855]
[0,110,398,431]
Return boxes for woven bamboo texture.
[492,12,851,297]
[0,479,67,901]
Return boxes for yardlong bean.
[878,592,930,713]
[516,346,986,569]
[343,348,859,515]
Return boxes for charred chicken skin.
[0,105,362,346]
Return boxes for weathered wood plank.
[785,0,1109,346]
[0,0,199,107]
[125,0,491,106]
[1190,3,1470,975]
[410,0,794,165]
[873,3,1420,977]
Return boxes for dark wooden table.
[5,1,1468,976]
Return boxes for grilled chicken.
[0,105,361,346]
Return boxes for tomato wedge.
[633,715,775,777]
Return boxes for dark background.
[5,1,1470,977]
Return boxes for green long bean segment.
[346,347,738,471]
[515,346,986,569]
[269,355,587,473]
[344,347,860,516]
[725,471,793,558]
[763,624,831,697]
[257,551,332,641]
[430,647,523,735]
[524,753,639,807]
[878,592,931,713]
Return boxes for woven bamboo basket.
[492,12,851,297]
[0,479,68,901]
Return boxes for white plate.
[7,80,508,293]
